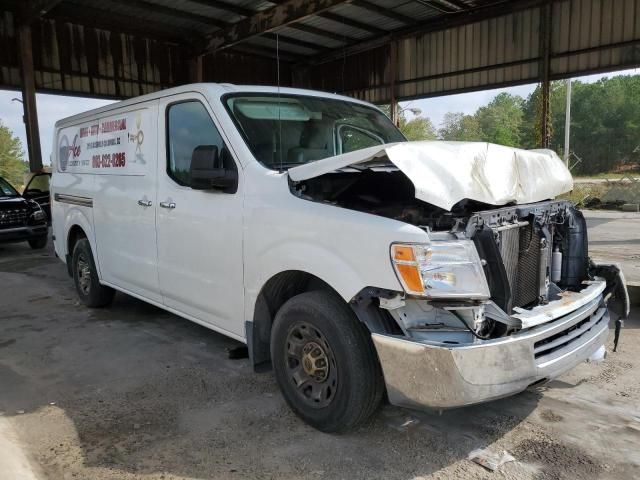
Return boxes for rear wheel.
[271,290,384,432]
[28,236,47,249]
[72,238,115,307]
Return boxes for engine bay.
[292,168,605,341]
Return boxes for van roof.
[54,83,377,128]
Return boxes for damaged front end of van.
[288,141,630,410]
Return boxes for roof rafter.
[287,23,355,43]
[263,32,327,52]
[186,0,255,18]
[204,0,353,53]
[316,11,385,35]
[305,0,547,65]
[106,0,229,29]
[47,3,195,44]
[351,1,416,24]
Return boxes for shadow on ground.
[0,239,547,479]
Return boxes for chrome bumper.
[372,294,609,410]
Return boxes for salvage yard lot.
[1,226,639,480]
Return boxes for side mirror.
[190,145,238,192]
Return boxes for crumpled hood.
[288,141,574,211]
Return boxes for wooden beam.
[17,23,43,172]
[204,0,353,53]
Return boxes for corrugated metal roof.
[0,0,638,101]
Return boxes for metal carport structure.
[1,0,639,171]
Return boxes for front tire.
[271,290,384,432]
[72,238,115,307]
[28,236,47,249]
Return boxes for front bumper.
[0,224,48,244]
[372,293,610,410]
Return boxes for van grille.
[0,208,28,227]
[497,222,542,309]
[533,307,606,361]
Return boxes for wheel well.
[248,271,339,371]
[65,225,87,277]
[247,271,402,371]
[67,225,87,255]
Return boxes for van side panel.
[92,106,161,302]
[52,104,161,303]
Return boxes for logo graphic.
[70,134,81,158]
[129,112,146,164]
[58,135,69,172]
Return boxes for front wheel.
[72,238,115,307]
[271,290,384,432]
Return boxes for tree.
[399,115,438,141]
[438,112,482,141]
[379,104,438,141]
[0,122,27,187]
[475,93,524,146]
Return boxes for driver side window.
[166,101,232,187]
[338,125,384,154]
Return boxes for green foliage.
[520,76,640,174]
[433,75,640,175]
[0,121,27,188]
[438,94,525,146]
[475,93,524,146]
[438,112,482,141]
[399,115,437,141]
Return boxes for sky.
[0,67,638,165]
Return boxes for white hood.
[288,141,574,211]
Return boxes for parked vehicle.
[22,171,52,223]
[0,176,48,249]
[51,84,629,432]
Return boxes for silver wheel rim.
[77,254,91,295]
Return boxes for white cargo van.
[52,83,629,432]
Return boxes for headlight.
[32,210,46,221]
[391,241,490,299]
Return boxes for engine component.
[551,247,562,283]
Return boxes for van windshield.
[224,93,405,170]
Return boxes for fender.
[63,206,102,278]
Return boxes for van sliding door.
[155,93,245,339]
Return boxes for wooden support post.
[389,40,398,126]
[539,1,552,148]
[190,54,204,83]
[18,23,43,172]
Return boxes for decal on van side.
[57,109,151,175]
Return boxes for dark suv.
[0,176,48,249]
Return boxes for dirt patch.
[513,436,602,479]
[540,410,564,423]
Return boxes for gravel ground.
[0,236,639,480]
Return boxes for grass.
[574,171,640,180]
[559,183,610,206]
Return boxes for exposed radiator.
[497,222,544,309]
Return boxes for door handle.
[159,201,176,209]
[137,199,152,207]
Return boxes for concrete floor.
[1,232,639,480]
[584,210,640,283]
